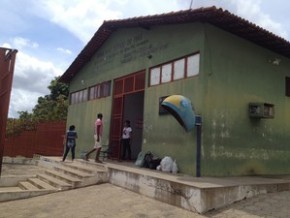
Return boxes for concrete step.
[27,178,57,190]
[37,173,73,190]
[53,165,94,179]
[0,186,22,192]
[0,186,57,202]
[75,159,106,169]
[0,156,110,203]
[19,181,39,191]
[63,161,98,174]
[44,169,82,187]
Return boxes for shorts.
[94,134,102,149]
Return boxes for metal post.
[0,48,17,177]
[195,115,202,177]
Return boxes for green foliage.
[6,76,69,136]
[32,76,69,121]
[6,117,36,136]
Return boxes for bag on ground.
[149,157,162,169]
[135,151,146,167]
[172,160,178,174]
[160,156,174,172]
[143,151,153,168]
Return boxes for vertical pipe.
[195,115,202,177]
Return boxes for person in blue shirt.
[62,125,78,162]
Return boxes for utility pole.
[189,0,194,9]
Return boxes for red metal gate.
[0,47,17,176]
[110,70,145,159]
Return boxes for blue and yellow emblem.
[161,95,195,132]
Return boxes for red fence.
[4,121,66,158]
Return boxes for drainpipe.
[195,115,202,177]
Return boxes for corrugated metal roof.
[60,7,290,83]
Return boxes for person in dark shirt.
[62,125,78,162]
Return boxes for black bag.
[143,151,161,169]
[148,157,161,169]
[143,152,153,168]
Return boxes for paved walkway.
[1,163,290,217]
[0,183,205,218]
[0,182,289,218]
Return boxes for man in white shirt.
[121,120,132,160]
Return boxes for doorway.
[110,71,145,160]
[123,92,144,159]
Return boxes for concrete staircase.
[0,156,109,202]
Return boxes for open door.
[123,92,144,159]
[110,71,145,160]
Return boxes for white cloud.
[191,0,288,40]
[232,0,288,39]
[15,51,62,81]
[1,43,11,49]
[57,47,72,55]
[29,0,186,44]
[8,89,41,117]
[8,51,63,117]
[31,0,121,43]
[13,37,39,49]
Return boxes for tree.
[32,76,69,121]
[6,77,69,136]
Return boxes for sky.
[1,0,290,118]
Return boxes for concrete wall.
[201,24,290,176]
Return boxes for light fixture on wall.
[268,58,281,65]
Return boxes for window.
[70,89,88,104]
[89,80,111,100]
[89,85,100,100]
[101,81,111,97]
[187,53,200,77]
[150,67,160,86]
[70,81,111,105]
[161,63,172,83]
[149,53,200,86]
[173,59,185,80]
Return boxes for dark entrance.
[110,70,145,160]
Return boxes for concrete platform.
[100,160,290,213]
[3,156,290,214]
[40,156,290,213]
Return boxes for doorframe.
[109,70,146,160]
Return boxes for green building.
[60,7,290,177]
